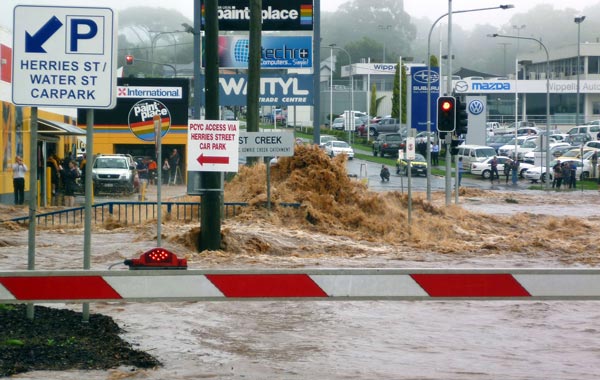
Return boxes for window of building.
[589,57,600,74]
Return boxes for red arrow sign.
[197,154,230,166]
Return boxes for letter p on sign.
[67,16,102,54]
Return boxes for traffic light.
[450,138,461,155]
[456,98,468,136]
[125,55,134,65]
[437,96,456,132]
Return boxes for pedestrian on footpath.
[12,155,27,205]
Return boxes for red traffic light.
[125,55,134,65]
[124,248,187,270]
[441,100,453,112]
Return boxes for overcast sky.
[0,0,596,32]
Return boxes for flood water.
[2,224,600,380]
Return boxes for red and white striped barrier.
[1,269,600,302]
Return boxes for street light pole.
[512,24,526,162]
[426,4,514,202]
[329,44,336,131]
[575,16,586,125]
[492,33,551,190]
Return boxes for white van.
[456,145,497,172]
[567,125,600,140]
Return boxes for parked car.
[372,133,402,158]
[566,133,592,146]
[415,131,436,144]
[470,156,533,179]
[567,125,600,141]
[331,117,345,130]
[486,134,513,153]
[368,117,400,136]
[522,142,571,164]
[497,135,537,159]
[583,140,600,150]
[396,153,428,176]
[456,145,500,172]
[319,134,336,148]
[323,140,354,159]
[91,154,136,195]
[524,159,589,183]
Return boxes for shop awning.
[38,119,86,136]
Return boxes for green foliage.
[370,84,377,117]
[391,64,400,119]
[3,339,24,346]
[430,55,439,68]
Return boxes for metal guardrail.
[5,201,301,226]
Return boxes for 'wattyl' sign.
[199,74,313,106]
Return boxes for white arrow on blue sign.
[12,6,117,109]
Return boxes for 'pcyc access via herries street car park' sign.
[12,6,117,109]
[187,119,240,173]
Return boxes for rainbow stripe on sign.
[130,117,170,141]
[300,5,312,24]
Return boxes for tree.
[370,84,377,117]
[369,84,386,117]
[391,63,400,119]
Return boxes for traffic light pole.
[445,134,452,205]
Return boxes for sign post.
[12,5,117,321]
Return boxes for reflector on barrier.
[124,248,187,270]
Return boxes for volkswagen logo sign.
[413,69,440,84]
[454,80,469,92]
[468,99,484,115]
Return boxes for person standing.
[431,142,440,166]
[552,160,562,189]
[457,157,464,188]
[62,160,80,207]
[12,155,27,205]
[490,156,499,184]
[168,149,180,185]
[503,158,512,184]
[511,159,519,185]
[162,158,170,185]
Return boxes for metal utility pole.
[445,0,453,206]
[246,0,262,165]
[200,0,222,251]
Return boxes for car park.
[396,153,428,176]
[415,131,436,144]
[470,156,533,179]
[372,133,402,158]
[323,140,354,159]
[91,154,136,195]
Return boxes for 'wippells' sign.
[199,74,313,106]
[201,0,313,31]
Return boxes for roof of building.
[453,67,500,79]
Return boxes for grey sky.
[0,0,596,32]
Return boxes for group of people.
[552,160,578,189]
[489,156,520,185]
[134,149,181,191]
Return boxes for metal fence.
[6,201,301,226]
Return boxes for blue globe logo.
[234,39,249,63]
